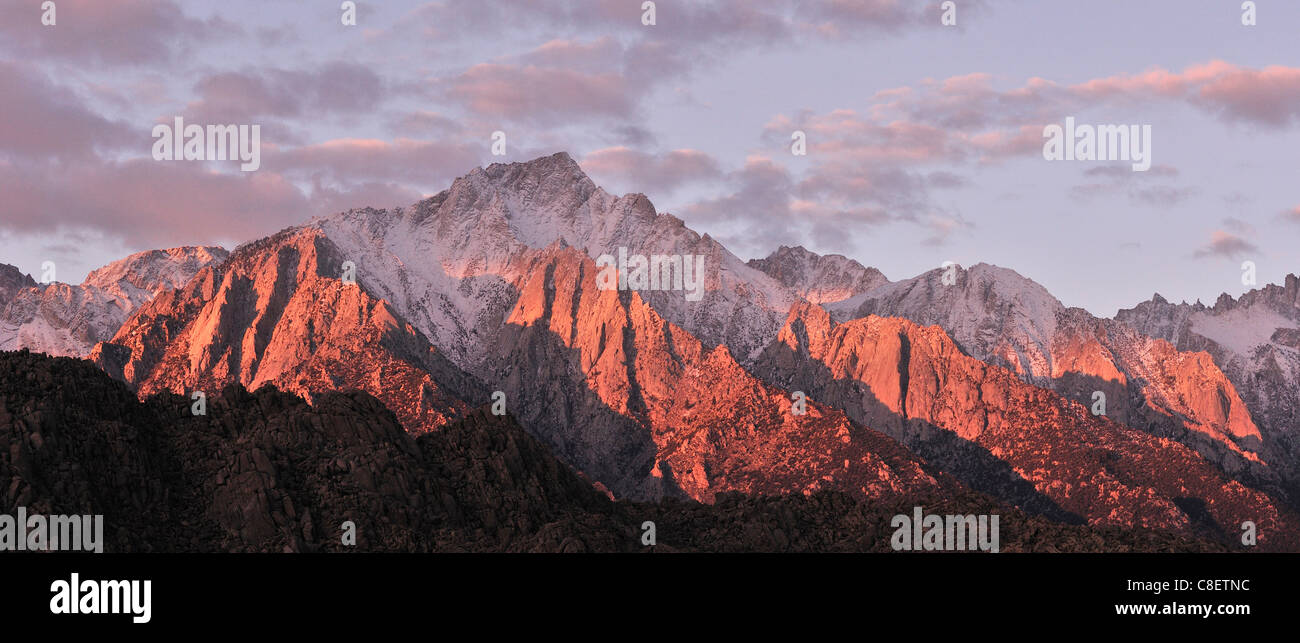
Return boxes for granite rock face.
[0,350,1231,552]
[0,247,227,357]
[808,262,1275,494]
[1117,277,1300,496]
[93,228,483,435]
[752,303,1300,550]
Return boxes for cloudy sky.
[2,0,1299,315]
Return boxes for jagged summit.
[748,244,889,304]
[1117,273,1300,486]
[0,263,37,302]
[484,150,583,175]
[818,258,1268,472]
[83,245,229,300]
[1133,274,1300,317]
[312,151,797,363]
[829,261,1064,337]
[460,151,605,214]
[0,245,228,357]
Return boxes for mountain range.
[3,151,1297,551]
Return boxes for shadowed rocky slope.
[752,303,1300,550]
[0,246,227,357]
[809,263,1273,491]
[480,245,966,503]
[0,350,1232,552]
[92,227,484,434]
[1117,278,1300,497]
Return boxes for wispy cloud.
[1193,229,1259,260]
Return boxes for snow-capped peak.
[83,246,230,302]
[0,246,228,357]
[747,245,890,304]
[313,152,799,364]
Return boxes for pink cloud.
[0,0,238,66]
[0,155,428,250]
[1193,64,1300,127]
[581,147,722,194]
[187,63,387,122]
[1067,61,1300,126]
[746,59,1300,240]
[448,63,635,125]
[0,62,133,160]
[766,111,964,164]
[411,0,953,101]
[520,37,624,72]
[1194,230,1259,260]
[860,60,1300,136]
[966,125,1051,161]
[0,159,309,247]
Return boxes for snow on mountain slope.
[828,263,1064,377]
[0,246,228,357]
[821,262,1269,484]
[93,228,483,433]
[1189,306,1298,361]
[83,246,230,304]
[1117,276,1300,491]
[751,302,1300,549]
[747,245,890,304]
[87,194,955,507]
[473,244,957,502]
[312,152,797,367]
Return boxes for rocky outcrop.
[753,303,1300,549]
[0,350,1231,552]
[1117,277,1300,495]
[93,228,483,433]
[0,264,36,303]
[824,262,1271,489]
[748,245,889,304]
[481,245,957,504]
[0,246,227,357]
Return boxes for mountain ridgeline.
[2,152,1296,552]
